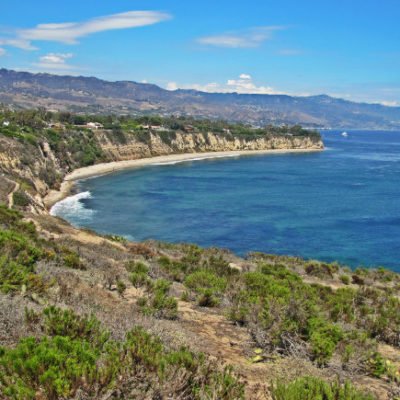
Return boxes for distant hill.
[1,68,399,129]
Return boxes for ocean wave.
[151,154,239,166]
[50,191,95,221]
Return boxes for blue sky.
[1,0,399,105]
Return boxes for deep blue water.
[52,131,400,271]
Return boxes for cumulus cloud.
[239,73,251,79]
[0,11,171,50]
[32,52,79,73]
[166,74,283,95]
[40,53,73,64]
[197,26,284,48]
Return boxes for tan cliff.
[98,131,323,161]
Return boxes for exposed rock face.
[98,131,324,161]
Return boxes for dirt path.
[178,301,272,399]
[7,181,19,209]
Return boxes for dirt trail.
[7,180,19,209]
[178,301,272,399]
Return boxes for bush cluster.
[0,307,244,399]
[271,376,374,400]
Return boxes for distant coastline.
[45,147,323,209]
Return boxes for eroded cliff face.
[0,130,323,213]
[97,131,324,161]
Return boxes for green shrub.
[126,260,149,274]
[340,275,351,285]
[127,261,150,288]
[116,279,126,296]
[0,307,244,399]
[0,336,101,399]
[271,376,375,400]
[0,226,47,293]
[305,262,338,278]
[130,272,150,288]
[185,270,227,307]
[158,255,188,281]
[12,190,31,208]
[42,306,109,347]
[308,318,343,365]
[61,248,84,270]
[136,279,178,319]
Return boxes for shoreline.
[44,147,323,208]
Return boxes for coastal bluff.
[0,127,323,213]
[98,130,323,161]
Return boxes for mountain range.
[1,68,399,129]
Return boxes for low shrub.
[137,279,178,319]
[0,336,101,399]
[271,376,375,400]
[308,317,343,365]
[340,275,351,285]
[61,248,84,270]
[0,307,244,399]
[12,190,31,208]
[305,261,338,278]
[185,269,227,307]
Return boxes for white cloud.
[40,53,73,64]
[0,38,36,51]
[197,26,284,48]
[166,82,179,90]
[377,100,399,107]
[32,52,79,72]
[166,74,283,95]
[239,73,251,79]
[0,48,5,56]
[0,11,171,50]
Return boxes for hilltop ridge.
[1,68,400,129]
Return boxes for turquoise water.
[52,131,400,271]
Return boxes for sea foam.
[50,191,94,222]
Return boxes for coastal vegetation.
[271,376,375,400]
[0,108,320,146]
[0,204,399,398]
[0,306,244,399]
[0,108,398,399]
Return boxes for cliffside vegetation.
[0,108,321,144]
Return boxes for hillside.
[1,68,400,129]
[0,111,399,399]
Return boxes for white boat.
[341,131,348,137]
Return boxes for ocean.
[51,130,400,271]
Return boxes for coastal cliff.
[98,131,323,161]
[0,128,323,213]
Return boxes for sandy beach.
[44,148,323,208]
